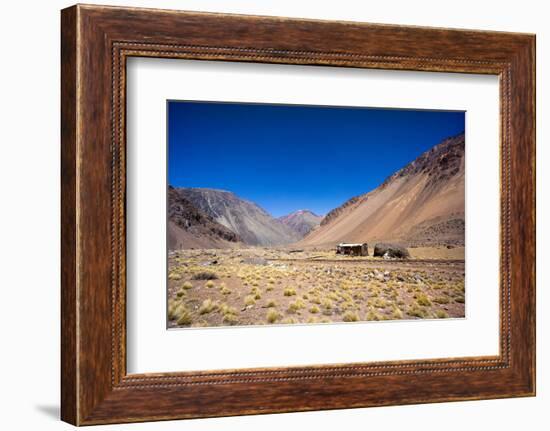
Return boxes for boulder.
[373,243,410,259]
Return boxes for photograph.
[167,101,466,328]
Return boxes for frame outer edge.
[61,5,79,426]
[61,4,536,425]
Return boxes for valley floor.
[167,248,465,328]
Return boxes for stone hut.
[336,243,369,256]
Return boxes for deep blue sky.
[168,101,464,217]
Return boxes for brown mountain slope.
[300,133,465,247]
[168,186,242,250]
[278,210,323,237]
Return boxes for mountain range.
[168,132,465,250]
[170,187,301,247]
[300,132,465,247]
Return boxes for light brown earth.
[167,248,465,329]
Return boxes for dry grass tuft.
[309,305,320,314]
[168,272,181,281]
[267,309,280,323]
[392,307,403,319]
[198,299,216,315]
[407,304,426,318]
[176,307,193,325]
[284,287,297,297]
[244,295,256,306]
[288,298,306,313]
[433,296,450,304]
[435,310,449,319]
[343,311,359,322]
[415,293,432,306]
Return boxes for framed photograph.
[61,4,535,425]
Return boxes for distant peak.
[280,209,321,219]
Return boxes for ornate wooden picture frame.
[61,4,535,425]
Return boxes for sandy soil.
[167,248,465,329]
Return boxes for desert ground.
[167,247,465,328]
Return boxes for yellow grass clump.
[199,299,216,314]
[168,272,181,281]
[309,305,320,314]
[284,287,297,296]
[267,309,280,324]
[244,295,256,306]
[416,293,432,306]
[343,311,359,322]
[288,299,306,313]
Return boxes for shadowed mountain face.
[168,186,241,250]
[278,210,323,237]
[300,133,465,247]
[172,188,301,246]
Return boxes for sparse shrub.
[192,271,218,280]
[244,295,256,306]
[407,305,426,318]
[392,307,403,319]
[219,303,236,315]
[282,317,298,324]
[434,296,450,304]
[435,310,449,319]
[341,301,356,311]
[182,281,193,289]
[220,286,232,295]
[176,307,193,326]
[321,298,333,311]
[307,316,319,324]
[168,272,181,280]
[288,299,306,313]
[328,292,339,301]
[267,309,280,323]
[223,313,238,325]
[198,299,216,315]
[343,311,359,322]
[176,289,186,298]
[374,298,387,308]
[366,310,381,321]
[205,280,215,288]
[310,296,321,304]
[309,305,320,314]
[416,293,432,306]
[455,296,465,303]
[167,300,179,320]
[254,292,262,300]
[284,287,297,297]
